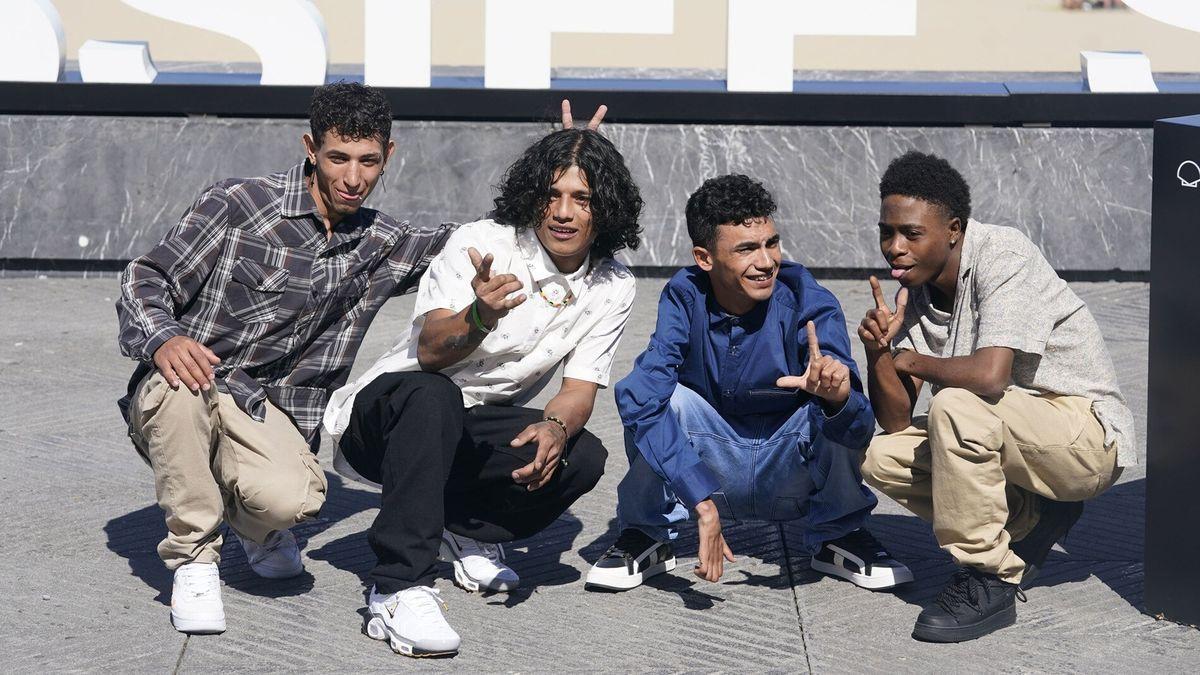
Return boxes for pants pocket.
[1014,443,1114,502]
[769,496,808,521]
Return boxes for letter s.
[121,0,327,85]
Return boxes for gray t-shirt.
[895,219,1137,467]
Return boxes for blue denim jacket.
[614,263,875,507]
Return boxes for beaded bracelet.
[543,415,569,437]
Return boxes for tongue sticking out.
[890,268,907,280]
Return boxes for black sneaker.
[811,528,914,590]
[585,528,676,591]
[1011,499,1084,588]
[912,567,1027,643]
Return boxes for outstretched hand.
[561,99,607,130]
[776,321,851,406]
[468,247,526,328]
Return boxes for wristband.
[470,300,495,333]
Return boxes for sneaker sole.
[170,612,226,635]
[911,604,1017,643]
[810,558,914,590]
[364,615,459,658]
[438,541,518,593]
[585,557,677,591]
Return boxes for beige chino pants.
[127,372,328,569]
[862,387,1119,584]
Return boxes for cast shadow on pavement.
[103,473,375,605]
[579,516,792,610]
[788,479,1147,611]
[308,507,586,609]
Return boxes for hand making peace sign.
[467,247,527,329]
[560,99,608,130]
[776,321,851,406]
[858,276,909,353]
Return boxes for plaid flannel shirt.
[117,162,454,444]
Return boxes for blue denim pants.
[616,384,877,555]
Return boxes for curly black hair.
[308,81,392,148]
[879,151,972,225]
[492,129,643,260]
[685,174,778,250]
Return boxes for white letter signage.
[0,0,65,83]
[726,0,917,92]
[120,0,328,85]
[483,0,675,89]
[365,0,431,87]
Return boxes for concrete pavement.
[0,275,1194,673]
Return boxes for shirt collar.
[282,161,370,248]
[516,226,592,292]
[705,282,771,328]
[956,218,982,283]
[281,162,319,219]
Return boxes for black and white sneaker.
[585,528,676,591]
[811,528,914,590]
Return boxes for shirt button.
[730,347,740,356]
[723,389,732,397]
[731,318,740,326]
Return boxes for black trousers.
[338,371,608,594]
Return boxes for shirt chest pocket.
[333,271,370,319]
[224,257,290,325]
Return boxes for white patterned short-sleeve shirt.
[324,219,636,440]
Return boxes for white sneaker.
[240,529,304,579]
[438,530,520,593]
[171,562,226,634]
[364,586,461,657]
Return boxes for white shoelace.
[176,565,220,598]
[391,586,448,618]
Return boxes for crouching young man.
[586,175,911,592]
[117,82,452,634]
[323,124,642,657]
[859,151,1135,642]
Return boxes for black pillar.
[1146,114,1200,625]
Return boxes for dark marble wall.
[0,115,1151,270]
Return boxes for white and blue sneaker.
[364,586,460,657]
[240,529,304,579]
[438,530,520,593]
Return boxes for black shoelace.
[936,568,1027,614]
[604,530,655,573]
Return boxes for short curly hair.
[492,129,643,260]
[309,81,392,148]
[879,151,972,225]
[685,174,778,250]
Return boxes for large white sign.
[2,1,1198,91]
[1124,1,1200,34]
[120,0,328,85]
[0,0,65,83]
[727,0,917,92]
[484,0,675,89]
[365,0,430,87]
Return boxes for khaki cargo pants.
[862,387,1120,584]
[128,372,328,569]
